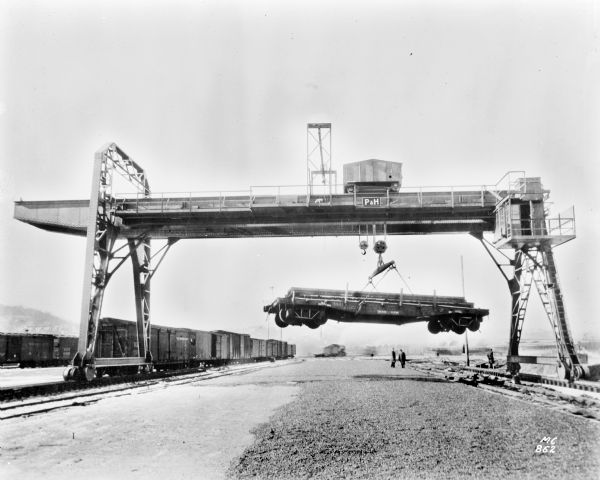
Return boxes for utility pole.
[268,286,274,341]
[461,255,470,367]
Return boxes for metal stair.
[510,255,534,350]
[531,247,580,371]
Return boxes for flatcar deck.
[264,287,488,331]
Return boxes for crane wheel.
[83,366,97,381]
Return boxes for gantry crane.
[13,134,583,380]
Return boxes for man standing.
[487,349,495,369]
[391,349,396,368]
[400,349,406,368]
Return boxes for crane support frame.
[478,237,583,379]
[68,144,167,380]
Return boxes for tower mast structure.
[307,123,336,199]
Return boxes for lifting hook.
[359,240,368,255]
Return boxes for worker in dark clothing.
[487,349,495,368]
[391,349,396,368]
[400,349,406,368]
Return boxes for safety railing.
[385,185,495,208]
[502,207,575,239]
[114,174,532,214]
[493,170,527,194]
[114,190,253,213]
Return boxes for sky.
[1,0,599,356]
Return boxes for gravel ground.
[1,366,300,480]
[229,358,600,480]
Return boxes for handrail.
[112,173,543,213]
[116,183,505,200]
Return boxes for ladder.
[530,247,580,374]
[510,252,534,351]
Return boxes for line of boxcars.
[1,317,296,371]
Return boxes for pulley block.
[373,240,387,254]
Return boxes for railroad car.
[211,331,230,361]
[194,330,212,361]
[151,326,195,369]
[241,334,252,360]
[57,336,79,364]
[251,338,267,359]
[0,333,78,367]
[0,319,296,371]
[96,317,139,358]
[266,339,280,358]
[213,330,254,361]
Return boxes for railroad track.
[0,360,300,420]
[409,361,600,421]
[458,365,600,393]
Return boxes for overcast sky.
[1,0,598,355]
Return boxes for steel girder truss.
[478,236,583,379]
[307,123,335,196]
[67,144,176,381]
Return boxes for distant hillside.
[0,305,78,336]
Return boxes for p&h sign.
[362,197,383,207]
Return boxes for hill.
[0,305,78,336]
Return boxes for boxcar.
[240,334,252,360]
[151,325,183,367]
[96,317,139,358]
[173,329,192,362]
[0,333,21,365]
[56,336,78,363]
[0,333,77,367]
[213,330,242,360]
[229,332,241,359]
[258,339,267,358]
[250,338,260,359]
[266,339,278,358]
[194,330,212,360]
[211,331,230,360]
[20,334,54,366]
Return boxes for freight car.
[0,333,78,368]
[94,318,294,375]
[0,319,296,373]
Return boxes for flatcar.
[0,333,78,368]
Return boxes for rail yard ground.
[2,358,600,480]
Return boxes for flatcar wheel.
[427,321,441,334]
[304,321,319,329]
[274,316,288,328]
[468,318,481,332]
[453,326,466,335]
